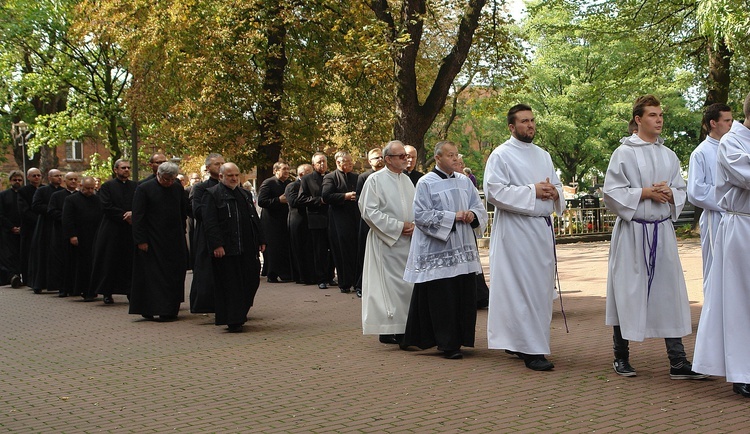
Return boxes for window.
[65,139,83,161]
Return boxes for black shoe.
[158,314,177,321]
[266,277,280,283]
[669,361,708,380]
[505,350,524,360]
[444,350,463,360]
[58,292,68,298]
[141,314,154,320]
[613,358,636,377]
[340,287,351,294]
[33,288,42,294]
[329,280,338,286]
[83,296,97,302]
[379,334,399,344]
[10,275,21,288]
[318,283,328,289]
[524,356,554,371]
[103,296,114,305]
[355,288,362,298]
[227,324,243,333]
[733,383,750,397]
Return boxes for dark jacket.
[203,183,264,256]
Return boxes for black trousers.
[612,325,686,363]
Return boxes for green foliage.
[83,152,115,179]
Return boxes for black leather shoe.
[266,277,280,283]
[329,279,338,286]
[505,350,524,360]
[227,324,243,333]
[733,383,750,397]
[355,288,362,298]
[33,288,42,294]
[10,275,21,288]
[524,356,554,371]
[58,292,68,298]
[103,296,114,305]
[141,314,154,320]
[158,314,177,321]
[340,287,351,294]
[379,335,399,344]
[444,350,463,360]
[83,296,97,302]
[318,283,328,289]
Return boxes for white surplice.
[603,134,691,341]
[358,169,415,335]
[693,121,750,383]
[483,136,564,355]
[687,136,723,286]
[403,171,487,284]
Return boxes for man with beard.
[359,141,415,344]
[17,168,43,286]
[484,104,564,371]
[0,171,24,287]
[63,177,102,300]
[298,152,335,289]
[47,172,79,297]
[29,169,63,294]
[353,148,385,298]
[129,162,188,321]
[402,141,487,359]
[322,151,360,293]
[286,164,315,285]
[139,153,167,184]
[258,161,293,283]
[91,159,137,304]
[404,145,424,186]
[189,153,224,313]
[203,163,265,332]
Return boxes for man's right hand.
[138,243,148,252]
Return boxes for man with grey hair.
[403,145,423,186]
[17,167,42,286]
[0,170,24,287]
[47,172,79,297]
[402,141,488,359]
[323,151,360,293]
[91,159,137,304]
[129,161,188,321]
[189,153,225,314]
[359,140,415,344]
[62,176,102,300]
[28,169,63,293]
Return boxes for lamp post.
[11,121,29,184]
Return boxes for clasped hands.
[644,181,674,204]
[535,178,559,201]
[455,211,475,224]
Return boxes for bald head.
[64,172,79,191]
[220,162,241,189]
[48,169,63,187]
[80,176,97,196]
[27,168,42,187]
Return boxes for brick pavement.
[0,239,746,433]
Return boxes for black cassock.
[28,184,62,291]
[257,176,292,281]
[285,179,314,284]
[354,169,375,291]
[91,178,137,296]
[47,189,75,295]
[128,179,187,317]
[188,177,218,313]
[17,184,38,284]
[322,169,360,290]
[63,192,103,298]
[203,183,264,326]
[0,187,21,284]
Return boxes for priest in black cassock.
[322,151,360,293]
[17,168,43,286]
[258,161,292,283]
[188,153,224,313]
[203,163,265,332]
[298,152,334,289]
[286,164,315,285]
[63,177,103,301]
[47,172,79,297]
[28,169,63,294]
[91,159,137,304]
[0,171,24,287]
[129,162,188,321]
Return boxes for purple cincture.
[633,217,670,297]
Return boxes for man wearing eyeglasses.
[17,167,42,286]
[353,148,386,298]
[139,153,168,184]
[402,141,488,359]
[90,159,137,304]
[129,162,188,321]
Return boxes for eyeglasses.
[386,154,407,160]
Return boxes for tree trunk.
[256,1,288,184]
